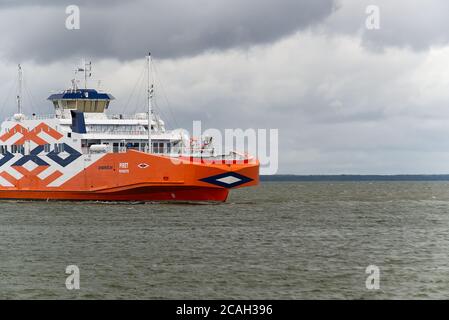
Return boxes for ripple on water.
[1,181,449,299]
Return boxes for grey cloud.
[0,0,128,8]
[0,0,336,63]
[362,1,449,51]
[3,1,449,174]
[323,0,449,52]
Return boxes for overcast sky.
[1,0,449,174]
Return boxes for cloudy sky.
[1,0,449,174]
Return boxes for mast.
[17,64,23,114]
[82,59,91,89]
[84,59,87,89]
[76,59,91,90]
[147,52,154,153]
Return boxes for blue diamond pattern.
[199,172,253,188]
[0,151,14,167]
[47,143,81,167]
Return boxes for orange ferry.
[0,55,259,202]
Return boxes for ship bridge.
[48,89,115,117]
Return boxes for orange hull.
[0,150,259,202]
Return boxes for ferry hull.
[0,149,259,202]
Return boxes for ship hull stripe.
[0,186,229,202]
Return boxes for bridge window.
[44,144,51,153]
[152,142,165,153]
[0,145,7,154]
[57,100,75,109]
[126,142,140,151]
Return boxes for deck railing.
[5,113,151,121]
[85,130,148,135]
[106,114,150,120]
[83,145,218,156]
[5,114,57,121]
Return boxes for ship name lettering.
[119,162,129,169]
[98,165,113,170]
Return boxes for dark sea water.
[1,181,449,299]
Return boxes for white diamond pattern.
[216,176,241,185]
[22,160,39,172]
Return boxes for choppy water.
[1,181,449,299]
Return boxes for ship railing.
[5,114,57,121]
[86,130,148,135]
[154,147,248,159]
[81,145,214,156]
[106,114,150,120]
[5,114,150,121]
[33,114,57,120]
[81,145,249,162]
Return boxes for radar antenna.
[75,59,92,89]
